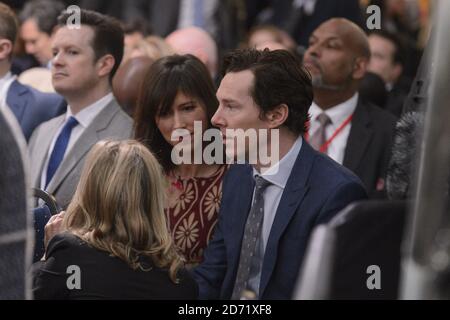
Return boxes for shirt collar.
[66,92,114,128]
[309,93,358,128]
[253,135,303,189]
[0,72,13,82]
[0,72,15,88]
[0,72,16,106]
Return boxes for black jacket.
[343,99,397,197]
[32,233,198,299]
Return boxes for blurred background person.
[246,25,298,51]
[366,0,425,80]
[134,54,227,267]
[33,140,198,299]
[368,30,410,117]
[0,2,64,141]
[124,0,245,54]
[18,0,65,69]
[126,36,174,63]
[166,27,219,80]
[122,19,153,63]
[245,0,364,48]
[113,56,155,117]
[358,71,388,109]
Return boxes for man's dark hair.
[369,30,406,66]
[0,3,18,47]
[123,18,152,36]
[222,48,313,135]
[57,9,124,81]
[19,0,65,35]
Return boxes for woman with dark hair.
[134,54,227,266]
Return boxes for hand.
[44,211,66,250]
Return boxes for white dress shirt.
[247,135,303,295]
[40,93,114,189]
[0,72,16,108]
[308,93,358,164]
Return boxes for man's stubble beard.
[311,72,353,91]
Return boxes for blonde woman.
[32,140,198,299]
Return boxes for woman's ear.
[266,104,289,129]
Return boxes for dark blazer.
[32,232,198,299]
[246,0,364,47]
[6,80,66,141]
[343,99,397,197]
[193,141,367,299]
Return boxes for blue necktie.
[45,116,78,188]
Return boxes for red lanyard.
[305,113,353,153]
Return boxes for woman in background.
[33,140,197,299]
[134,54,227,266]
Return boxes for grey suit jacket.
[28,99,133,209]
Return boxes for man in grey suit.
[29,9,133,210]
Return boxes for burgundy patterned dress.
[165,165,228,266]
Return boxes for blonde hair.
[63,140,183,282]
[126,36,174,62]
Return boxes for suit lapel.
[343,99,373,172]
[31,115,65,188]
[259,141,315,296]
[6,81,28,123]
[46,100,120,194]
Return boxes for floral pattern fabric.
[165,165,227,265]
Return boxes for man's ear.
[0,39,13,60]
[266,103,289,129]
[352,57,368,80]
[392,63,403,82]
[96,54,115,78]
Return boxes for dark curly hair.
[222,48,313,135]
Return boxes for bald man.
[166,27,218,79]
[303,18,397,197]
[113,57,154,117]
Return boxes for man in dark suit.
[125,0,245,53]
[246,0,364,47]
[368,30,411,117]
[192,48,367,299]
[0,3,65,141]
[303,18,397,197]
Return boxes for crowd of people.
[0,0,431,299]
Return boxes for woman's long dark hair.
[134,54,219,173]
